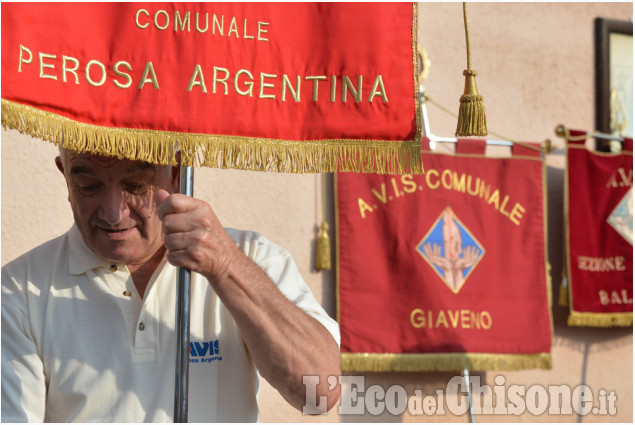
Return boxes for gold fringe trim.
[1,99,423,174]
[567,311,632,327]
[341,352,552,372]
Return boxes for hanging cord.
[456,2,488,137]
[464,3,473,71]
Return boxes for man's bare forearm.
[205,250,341,412]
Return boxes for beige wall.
[1,2,632,422]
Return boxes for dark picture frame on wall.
[595,17,633,152]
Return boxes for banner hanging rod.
[420,91,514,147]
[555,124,627,142]
[426,135,514,147]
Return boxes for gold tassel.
[558,276,569,307]
[315,172,332,271]
[315,221,331,270]
[455,3,488,137]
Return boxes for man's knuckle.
[200,229,214,243]
[192,251,205,264]
[200,217,213,230]
[163,215,173,229]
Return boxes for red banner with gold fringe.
[563,130,633,327]
[1,2,420,173]
[336,139,552,371]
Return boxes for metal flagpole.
[463,368,476,423]
[174,164,194,422]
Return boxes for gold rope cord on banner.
[341,352,552,372]
[1,99,424,174]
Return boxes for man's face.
[56,151,178,265]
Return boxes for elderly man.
[1,149,341,422]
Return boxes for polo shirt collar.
[68,224,108,275]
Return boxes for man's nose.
[98,188,130,225]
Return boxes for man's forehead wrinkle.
[70,156,125,170]
[128,162,158,174]
[68,153,159,175]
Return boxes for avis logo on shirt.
[189,339,222,364]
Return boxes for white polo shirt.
[1,225,340,422]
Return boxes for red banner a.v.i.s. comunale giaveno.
[563,130,633,327]
[336,139,553,371]
[1,2,421,172]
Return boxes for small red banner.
[1,2,420,172]
[564,130,633,326]
[336,140,552,371]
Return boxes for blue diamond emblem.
[416,207,485,293]
[607,187,633,246]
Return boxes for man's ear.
[55,156,65,175]
[55,156,72,202]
